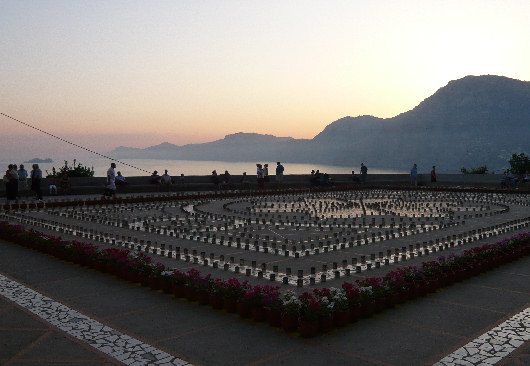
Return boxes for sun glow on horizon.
[1,0,530,155]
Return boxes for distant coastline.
[23,158,53,164]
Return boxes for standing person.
[221,170,231,189]
[4,165,13,200]
[410,163,418,186]
[275,162,284,186]
[263,164,269,182]
[60,173,70,194]
[18,164,28,197]
[104,162,116,200]
[9,164,19,200]
[240,172,249,189]
[160,169,172,190]
[360,163,368,184]
[256,164,265,190]
[430,166,437,184]
[30,164,43,200]
[211,170,220,190]
[150,170,161,184]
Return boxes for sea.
[2,157,403,178]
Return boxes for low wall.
[2,173,518,197]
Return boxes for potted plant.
[329,287,350,326]
[342,282,361,322]
[262,285,282,327]
[299,291,323,336]
[220,278,250,313]
[280,290,300,332]
[171,270,187,298]
[208,278,225,309]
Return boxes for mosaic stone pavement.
[0,273,191,366]
[435,307,530,365]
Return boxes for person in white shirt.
[256,164,264,190]
[104,163,116,199]
[160,169,172,190]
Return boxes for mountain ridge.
[110,75,530,172]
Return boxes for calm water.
[2,157,403,177]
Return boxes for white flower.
[359,286,373,294]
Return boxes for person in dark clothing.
[30,164,43,200]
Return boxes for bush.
[509,153,530,175]
[46,159,95,178]
[461,165,488,174]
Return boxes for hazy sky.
[1,0,530,158]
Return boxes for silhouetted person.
[150,170,161,184]
[221,170,231,189]
[256,164,264,190]
[18,164,28,197]
[411,164,418,186]
[431,166,437,183]
[30,164,42,200]
[241,172,250,189]
[276,162,284,186]
[211,170,220,190]
[361,163,368,184]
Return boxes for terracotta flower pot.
[281,316,298,333]
[148,276,162,291]
[319,316,333,333]
[350,305,361,323]
[173,283,186,298]
[299,320,319,338]
[237,302,252,318]
[161,279,173,294]
[197,290,210,305]
[251,306,267,322]
[361,302,375,318]
[374,298,386,313]
[333,310,350,327]
[185,287,197,302]
[223,298,237,313]
[209,294,224,309]
[267,310,282,327]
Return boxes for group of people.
[501,169,530,188]
[210,170,232,189]
[256,162,284,190]
[310,170,331,186]
[3,163,43,201]
[350,163,435,187]
[208,162,285,191]
[150,170,185,187]
[351,163,369,184]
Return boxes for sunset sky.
[1,0,530,159]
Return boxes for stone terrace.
[0,187,529,365]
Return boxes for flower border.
[0,221,528,337]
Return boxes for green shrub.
[46,160,95,178]
[509,153,530,175]
[461,165,488,174]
